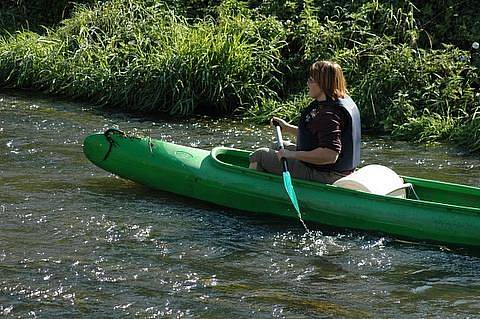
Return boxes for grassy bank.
[0,0,479,151]
[0,1,285,115]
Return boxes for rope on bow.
[103,128,126,161]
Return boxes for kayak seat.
[333,164,415,199]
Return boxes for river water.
[1,90,480,318]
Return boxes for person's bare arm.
[271,117,298,136]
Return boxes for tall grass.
[0,0,479,151]
[0,0,286,115]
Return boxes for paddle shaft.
[272,120,306,232]
[272,121,289,173]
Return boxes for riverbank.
[0,0,479,151]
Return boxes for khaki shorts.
[249,146,348,184]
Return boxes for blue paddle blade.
[282,171,301,215]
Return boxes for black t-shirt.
[297,100,348,153]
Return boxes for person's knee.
[249,148,271,171]
[249,148,270,163]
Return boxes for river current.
[1,91,480,318]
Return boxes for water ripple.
[1,91,480,318]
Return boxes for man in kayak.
[249,60,361,184]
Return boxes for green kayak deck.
[83,129,480,248]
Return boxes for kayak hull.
[83,130,480,248]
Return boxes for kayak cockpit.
[402,176,480,209]
[210,147,480,210]
[211,147,251,168]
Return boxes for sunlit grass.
[0,0,479,151]
[0,0,286,115]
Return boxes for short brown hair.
[309,61,347,100]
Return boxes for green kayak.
[83,129,480,248]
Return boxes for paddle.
[272,120,301,217]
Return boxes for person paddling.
[249,60,361,184]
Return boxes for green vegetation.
[0,1,285,114]
[0,0,479,151]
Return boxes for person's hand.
[276,148,296,160]
[270,117,289,131]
